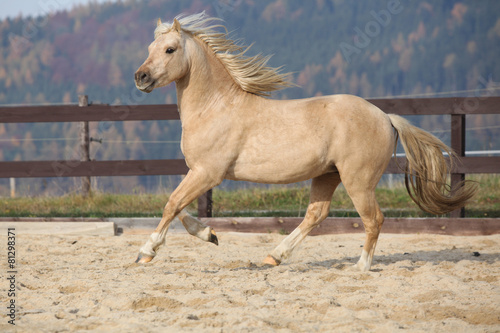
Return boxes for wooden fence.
[1,96,499,234]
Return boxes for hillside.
[2,0,500,104]
[0,0,499,194]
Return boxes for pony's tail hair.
[388,114,477,215]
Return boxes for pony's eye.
[166,48,175,54]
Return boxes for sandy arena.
[1,231,499,332]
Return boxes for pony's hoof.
[135,253,154,264]
[352,261,370,272]
[210,229,219,246]
[263,255,281,266]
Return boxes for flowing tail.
[388,114,477,215]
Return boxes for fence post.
[198,189,213,218]
[450,114,466,218]
[10,177,15,198]
[78,95,91,197]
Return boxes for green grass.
[1,175,498,218]
[0,193,172,218]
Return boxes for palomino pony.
[134,13,475,271]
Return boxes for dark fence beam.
[1,97,499,124]
[0,160,189,178]
[0,104,180,123]
[0,157,498,179]
[369,97,500,115]
[385,156,500,174]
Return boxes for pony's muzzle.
[134,70,155,93]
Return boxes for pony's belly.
[225,155,333,184]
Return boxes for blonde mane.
[154,12,294,97]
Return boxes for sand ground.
[1,232,499,332]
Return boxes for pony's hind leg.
[346,189,384,271]
[263,173,341,266]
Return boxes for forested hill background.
[0,0,499,194]
[2,0,500,104]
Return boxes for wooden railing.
[1,96,499,221]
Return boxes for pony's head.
[135,12,294,96]
[135,18,189,93]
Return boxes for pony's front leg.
[135,169,221,263]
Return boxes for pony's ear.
[157,18,162,27]
[172,18,181,33]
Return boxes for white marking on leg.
[356,249,370,271]
[356,239,377,271]
[269,228,305,262]
[139,231,166,257]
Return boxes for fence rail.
[1,96,499,223]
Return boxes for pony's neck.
[175,36,248,119]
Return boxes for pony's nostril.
[135,71,150,83]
